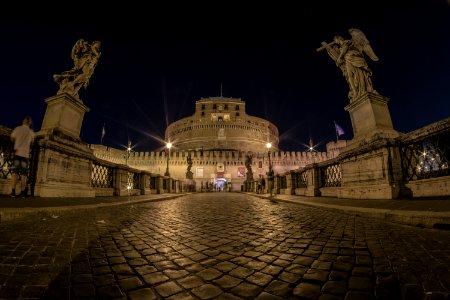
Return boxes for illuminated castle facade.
[91,97,344,191]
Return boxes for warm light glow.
[127,147,132,151]
[166,142,172,149]
[266,142,272,149]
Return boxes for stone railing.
[0,125,183,197]
[246,117,449,199]
[398,117,450,197]
[399,117,449,181]
[91,157,183,197]
[0,127,14,182]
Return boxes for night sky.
[1,1,449,152]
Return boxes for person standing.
[10,116,35,197]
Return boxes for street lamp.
[125,140,132,165]
[266,142,274,196]
[164,142,172,177]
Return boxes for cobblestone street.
[0,193,449,299]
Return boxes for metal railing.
[320,163,342,187]
[92,162,114,188]
[400,131,449,181]
[297,171,307,188]
[0,134,14,180]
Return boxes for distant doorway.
[214,178,227,192]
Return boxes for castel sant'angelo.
[92,96,345,191]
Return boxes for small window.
[224,104,228,110]
[201,111,205,116]
[213,104,217,109]
[201,104,205,110]
[259,161,262,168]
[236,112,240,117]
[235,105,239,110]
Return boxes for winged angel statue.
[318,29,379,102]
[54,39,101,99]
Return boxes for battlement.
[90,144,335,167]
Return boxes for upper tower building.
[165,97,279,153]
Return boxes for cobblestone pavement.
[0,193,449,300]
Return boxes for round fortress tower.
[165,97,279,153]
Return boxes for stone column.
[156,176,164,194]
[140,173,149,195]
[285,172,295,195]
[113,167,129,196]
[305,164,320,197]
[167,178,173,193]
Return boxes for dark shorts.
[11,156,29,176]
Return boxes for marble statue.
[54,39,101,99]
[318,29,378,101]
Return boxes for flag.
[335,122,345,136]
[101,124,106,143]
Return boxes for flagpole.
[101,123,105,144]
[334,121,339,142]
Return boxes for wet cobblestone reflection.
[0,193,449,299]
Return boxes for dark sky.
[1,1,449,152]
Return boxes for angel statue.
[53,39,101,99]
[186,152,193,173]
[317,28,378,101]
[245,154,254,181]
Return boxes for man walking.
[10,116,35,197]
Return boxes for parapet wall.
[90,144,334,168]
[91,145,337,179]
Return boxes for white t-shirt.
[11,125,35,158]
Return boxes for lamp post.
[164,142,172,177]
[125,140,132,165]
[266,142,274,196]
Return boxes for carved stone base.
[40,93,90,140]
[338,184,400,200]
[338,138,403,199]
[345,93,398,147]
[33,130,95,197]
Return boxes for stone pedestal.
[40,93,90,140]
[345,93,398,146]
[338,139,403,199]
[336,93,403,199]
[33,130,95,197]
[186,171,193,179]
[32,93,95,197]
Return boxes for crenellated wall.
[90,143,341,190]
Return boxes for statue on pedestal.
[245,154,253,182]
[186,152,193,179]
[54,39,102,99]
[318,29,379,102]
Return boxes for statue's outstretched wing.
[349,28,379,61]
[71,39,86,68]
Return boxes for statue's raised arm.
[53,39,102,100]
[318,29,379,102]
